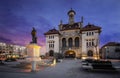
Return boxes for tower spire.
[81,16,83,23]
[67,8,76,25]
[60,20,62,25]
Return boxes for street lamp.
[94,45,98,60]
[104,47,107,60]
[94,39,99,60]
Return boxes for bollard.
[31,61,36,72]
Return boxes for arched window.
[62,38,66,47]
[49,50,54,56]
[87,50,93,56]
[68,38,73,47]
[75,37,79,47]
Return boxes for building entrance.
[49,50,54,56]
[87,50,93,56]
[65,50,75,58]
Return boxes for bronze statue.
[31,27,37,43]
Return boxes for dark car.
[81,59,115,70]
[81,59,94,70]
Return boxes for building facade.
[44,9,101,59]
[0,42,27,56]
[101,42,120,59]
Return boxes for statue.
[31,27,37,43]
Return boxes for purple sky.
[0,0,120,53]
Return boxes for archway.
[49,50,54,56]
[65,50,75,58]
[87,50,93,56]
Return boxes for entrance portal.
[87,50,93,56]
[65,50,75,58]
[49,50,54,56]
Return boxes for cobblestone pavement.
[0,59,120,78]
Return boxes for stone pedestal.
[26,43,41,72]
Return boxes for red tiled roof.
[44,28,60,35]
[81,24,101,32]
[103,42,120,46]
[101,42,120,49]
[60,23,80,31]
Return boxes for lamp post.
[94,45,98,60]
[94,39,99,60]
[104,47,107,60]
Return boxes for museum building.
[44,9,101,59]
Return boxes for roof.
[81,24,101,32]
[60,22,80,31]
[44,28,60,35]
[102,42,120,48]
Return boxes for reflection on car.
[81,59,115,70]
[81,59,93,70]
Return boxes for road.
[0,59,120,78]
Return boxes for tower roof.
[81,24,101,32]
[67,8,76,15]
[101,42,120,48]
[44,28,60,35]
[60,22,81,31]
[106,42,120,46]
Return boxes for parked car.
[5,54,19,62]
[92,60,115,70]
[81,59,94,70]
[81,59,115,70]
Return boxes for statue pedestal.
[26,43,41,72]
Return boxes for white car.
[81,59,93,70]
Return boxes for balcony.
[61,46,80,50]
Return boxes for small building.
[101,42,120,59]
[0,42,27,56]
[44,29,60,57]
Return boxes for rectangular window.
[86,42,88,47]
[87,32,88,36]
[89,42,91,46]
[92,32,94,35]
[92,41,94,46]
[89,32,91,36]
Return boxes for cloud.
[100,32,120,47]
[0,36,13,44]
[0,0,120,51]
[0,0,53,46]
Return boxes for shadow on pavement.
[80,68,120,74]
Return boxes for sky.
[0,0,120,54]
